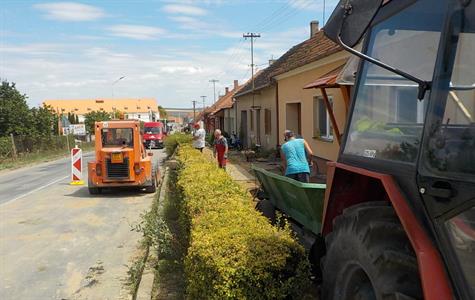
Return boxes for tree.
[31,104,56,136]
[75,114,79,124]
[0,81,32,136]
[157,105,167,119]
[84,110,111,133]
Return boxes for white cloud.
[107,25,167,40]
[162,4,207,16]
[34,2,105,21]
[1,23,313,108]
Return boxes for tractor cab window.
[102,128,134,147]
[424,3,475,179]
[344,0,446,163]
[144,127,161,134]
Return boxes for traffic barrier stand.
[70,146,84,185]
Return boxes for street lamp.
[111,76,126,98]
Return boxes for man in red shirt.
[213,129,228,169]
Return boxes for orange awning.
[303,64,344,89]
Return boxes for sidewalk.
[203,148,258,191]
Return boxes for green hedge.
[164,133,193,157]
[176,145,310,299]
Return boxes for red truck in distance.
[143,121,165,149]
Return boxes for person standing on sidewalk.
[213,129,228,169]
[192,123,206,152]
[280,130,313,183]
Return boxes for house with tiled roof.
[235,21,354,176]
[43,98,159,123]
[200,80,242,134]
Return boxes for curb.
[135,166,169,300]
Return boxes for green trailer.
[252,165,326,235]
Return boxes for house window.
[265,109,271,135]
[313,96,333,140]
[250,110,254,130]
[138,114,141,119]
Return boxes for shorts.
[286,172,309,183]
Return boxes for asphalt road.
[0,149,165,300]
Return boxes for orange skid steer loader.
[88,120,159,194]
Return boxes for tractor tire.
[255,199,276,225]
[88,187,101,195]
[321,201,422,300]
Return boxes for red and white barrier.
[70,146,84,185]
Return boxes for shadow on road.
[66,186,154,198]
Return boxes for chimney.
[310,20,319,38]
[269,59,276,66]
[233,80,239,90]
[225,87,229,94]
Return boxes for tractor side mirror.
[324,0,383,47]
[147,152,153,157]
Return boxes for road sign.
[70,124,86,136]
[70,147,84,185]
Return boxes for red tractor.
[255,0,474,299]
[322,1,474,298]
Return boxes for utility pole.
[192,100,197,123]
[200,96,207,110]
[209,79,219,103]
[323,0,326,25]
[243,32,260,108]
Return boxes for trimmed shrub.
[176,145,310,299]
[164,133,192,157]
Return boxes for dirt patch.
[74,260,106,295]
[67,199,100,209]
[18,217,44,225]
[73,212,105,227]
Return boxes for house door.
[240,110,248,148]
[286,103,301,135]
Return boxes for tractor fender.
[322,162,453,300]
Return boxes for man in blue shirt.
[280,130,313,183]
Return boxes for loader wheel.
[255,199,276,225]
[321,201,422,300]
[88,187,101,195]
[145,176,157,193]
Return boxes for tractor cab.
[322,0,475,298]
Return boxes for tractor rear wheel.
[255,199,276,225]
[321,201,422,300]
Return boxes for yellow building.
[43,98,158,122]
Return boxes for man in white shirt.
[192,123,206,152]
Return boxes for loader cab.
[87,120,158,194]
[325,0,474,298]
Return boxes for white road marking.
[1,175,70,207]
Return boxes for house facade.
[234,84,277,150]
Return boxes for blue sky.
[1,0,338,108]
